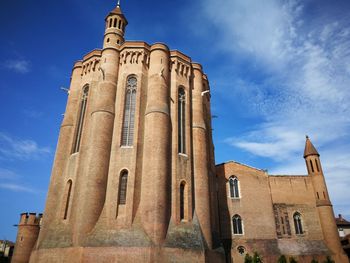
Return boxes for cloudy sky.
[0,0,349,241]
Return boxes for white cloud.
[0,183,36,193]
[3,59,31,73]
[0,168,37,194]
[201,0,350,160]
[0,168,19,180]
[196,0,350,214]
[0,132,50,160]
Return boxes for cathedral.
[11,3,348,263]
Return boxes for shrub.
[245,253,253,263]
[323,256,334,263]
[253,252,263,263]
[278,255,287,263]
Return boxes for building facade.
[336,215,350,259]
[217,136,348,263]
[12,3,348,263]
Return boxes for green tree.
[311,259,319,263]
[323,256,334,263]
[245,253,253,263]
[289,257,297,263]
[278,255,287,263]
[253,252,263,263]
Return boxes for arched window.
[118,171,128,205]
[113,18,117,27]
[180,181,186,220]
[315,159,320,172]
[178,87,186,154]
[229,176,239,198]
[293,212,303,235]
[118,19,122,29]
[63,180,72,220]
[72,86,89,153]
[121,76,137,146]
[108,18,112,28]
[309,160,314,173]
[232,214,243,234]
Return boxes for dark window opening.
[63,180,72,220]
[315,159,320,172]
[309,160,314,173]
[232,215,243,234]
[121,76,137,146]
[178,87,186,154]
[229,177,239,198]
[293,212,303,234]
[180,182,185,220]
[118,171,128,205]
[72,86,89,153]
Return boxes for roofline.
[216,160,266,172]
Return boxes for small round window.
[237,246,246,255]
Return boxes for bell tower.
[103,0,128,48]
[304,136,348,262]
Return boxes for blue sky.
[1,0,349,241]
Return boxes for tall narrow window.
[309,160,314,173]
[178,87,186,154]
[229,176,239,198]
[293,212,303,234]
[121,76,137,146]
[118,171,128,205]
[72,86,89,153]
[232,214,243,234]
[63,180,72,220]
[315,159,320,172]
[180,182,186,220]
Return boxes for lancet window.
[63,180,72,220]
[178,87,186,154]
[180,181,186,220]
[229,176,240,198]
[232,214,243,235]
[72,86,89,153]
[293,212,303,235]
[121,76,137,146]
[118,171,128,205]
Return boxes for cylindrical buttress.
[141,43,171,245]
[191,63,213,249]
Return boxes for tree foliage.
[278,255,287,263]
[323,256,334,263]
[245,253,253,263]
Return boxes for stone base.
[29,246,225,263]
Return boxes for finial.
[306,135,309,139]
[117,0,120,7]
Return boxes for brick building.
[12,2,348,263]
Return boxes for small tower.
[304,136,348,262]
[103,1,128,48]
[304,135,329,203]
[12,213,42,263]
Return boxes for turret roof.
[304,136,320,158]
[106,5,128,24]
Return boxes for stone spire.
[303,135,319,158]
